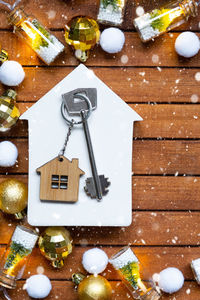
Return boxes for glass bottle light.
[134,0,199,42]
[7,7,65,64]
[109,247,161,300]
[97,0,127,26]
[0,225,38,289]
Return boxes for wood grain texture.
[0,246,198,280]
[1,175,200,211]
[0,0,200,298]
[0,67,199,104]
[2,104,200,139]
[1,212,200,246]
[1,31,200,67]
[0,0,200,30]
[2,139,200,175]
[37,156,84,202]
[5,280,200,300]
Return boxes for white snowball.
[82,248,108,274]
[158,267,184,294]
[25,275,52,299]
[0,60,25,86]
[100,27,125,54]
[175,32,200,58]
[0,141,18,167]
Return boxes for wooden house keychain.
[36,95,87,203]
[37,88,110,203]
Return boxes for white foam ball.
[0,60,25,86]
[25,275,52,299]
[0,141,18,167]
[82,248,108,274]
[158,267,184,294]
[100,27,125,54]
[175,32,200,58]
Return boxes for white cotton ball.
[175,32,200,58]
[82,248,108,274]
[0,141,18,167]
[0,60,25,86]
[158,267,184,294]
[25,275,52,299]
[100,27,125,54]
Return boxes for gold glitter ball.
[38,226,73,268]
[64,16,100,62]
[0,179,28,215]
[0,89,20,132]
[78,275,112,300]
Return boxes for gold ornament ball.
[0,89,20,132]
[0,179,28,215]
[38,226,73,268]
[78,275,112,300]
[64,16,100,62]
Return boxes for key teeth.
[84,175,111,199]
[84,186,96,199]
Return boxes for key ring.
[61,93,92,126]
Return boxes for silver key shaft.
[80,110,102,201]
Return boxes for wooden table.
[0,0,200,298]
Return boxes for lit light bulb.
[134,0,198,42]
[109,247,161,300]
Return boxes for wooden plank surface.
[2,104,200,138]
[2,139,200,175]
[5,281,200,300]
[1,0,200,298]
[1,32,200,67]
[0,68,199,104]
[1,175,200,211]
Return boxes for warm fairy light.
[168,7,183,22]
[20,21,37,41]
[137,278,148,293]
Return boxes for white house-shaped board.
[20,64,142,227]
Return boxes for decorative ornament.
[72,273,112,300]
[64,16,100,62]
[191,258,200,284]
[134,0,198,42]
[0,0,65,65]
[0,141,18,167]
[97,0,127,26]
[7,7,65,65]
[0,179,28,219]
[109,246,161,300]
[100,28,125,54]
[158,267,184,294]
[82,248,108,274]
[38,226,73,268]
[0,225,38,290]
[25,274,52,299]
[36,89,86,203]
[0,43,25,86]
[175,31,200,58]
[0,60,25,86]
[0,44,8,63]
[0,89,20,132]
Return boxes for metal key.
[80,110,110,200]
[62,88,110,201]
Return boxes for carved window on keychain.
[51,175,68,190]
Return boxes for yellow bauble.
[78,275,112,300]
[0,179,28,217]
[0,89,20,132]
[38,226,73,268]
[64,16,100,62]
